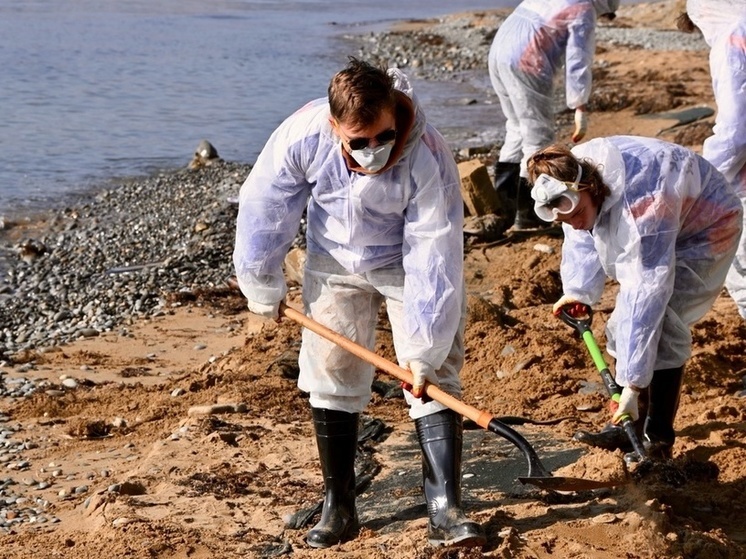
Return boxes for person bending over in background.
[527,136,742,460]
[233,57,485,549]
[679,0,746,321]
[488,0,618,231]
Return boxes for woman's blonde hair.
[527,144,610,207]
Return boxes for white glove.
[612,386,640,423]
[247,299,280,320]
[407,359,439,399]
[552,294,581,316]
[571,108,588,143]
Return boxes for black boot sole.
[428,521,487,548]
[307,519,359,549]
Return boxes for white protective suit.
[559,136,742,389]
[233,70,465,417]
[488,0,618,176]
[687,0,746,319]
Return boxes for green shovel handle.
[581,330,633,422]
[558,305,648,461]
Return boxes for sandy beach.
[1,1,745,558]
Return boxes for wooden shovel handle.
[279,302,495,429]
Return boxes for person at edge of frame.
[678,0,746,321]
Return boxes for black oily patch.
[632,456,719,487]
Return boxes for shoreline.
[0,0,711,360]
[0,161,251,361]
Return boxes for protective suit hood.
[388,68,425,160]
[571,137,625,222]
[687,0,746,46]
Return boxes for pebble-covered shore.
[344,12,706,82]
[0,162,255,532]
[0,163,250,363]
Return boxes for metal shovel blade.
[487,418,624,491]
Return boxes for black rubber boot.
[306,407,359,549]
[493,161,520,217]
[643,366,684,460]
[574,388,648,452]
[512,177,547,231]
[573,422,636,452]
[415,410,486,548]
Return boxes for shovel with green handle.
[280,302,623,491]
[557,303,649,464]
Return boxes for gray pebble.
[61,378,78,389]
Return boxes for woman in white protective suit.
[526,136,742,460]
[488,0,618,231]
[680,0,746,320]
[233,58,485,549]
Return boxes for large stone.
[188,139,222,169]
[458,159,500,217]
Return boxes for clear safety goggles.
[531,164,584,222]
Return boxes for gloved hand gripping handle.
[557,304,648,463]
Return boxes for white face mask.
[348,142,394,173]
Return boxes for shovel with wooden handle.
[280,302,622,491]
[557,303,649,464]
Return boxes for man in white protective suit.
[488,0,618,231]
[681,0,746,320]
[233,57,485,549]
[526,137,742,460]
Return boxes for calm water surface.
[0,0,520,217]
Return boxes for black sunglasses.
[346,129,396,151]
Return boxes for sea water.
[0,0,520,218]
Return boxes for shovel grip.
[279,303,495,429]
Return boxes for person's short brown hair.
[527,144,610,208]
[328,57,397,128]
